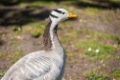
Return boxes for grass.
[23,21,45,38]
[12,26,22,32]
[59,29,119,61]
[71,29,118,61]
[84,69,110,80]
[11,50,23,64]
[11,58,20,64]
[0,51,3,58]
[0,31,2,37]
[75,39,116,61]
[67,52,74,58]
[60,37,71,44]
[0,70,6,77]
[66,29,119,43]
[19,1,56,8]
[116,56,120,59]
[66,30,79,38]
[86,7,100,17]
[87,74,110,80]
[9,41,19,46]
[109,0,120,2]
[111,68,120,79]
[8,50,23,58]
[31,31,41,38]
[11,26,22,34]
[78,29,119,41]
[7,50,23,64]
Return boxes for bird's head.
[49,8,77,23]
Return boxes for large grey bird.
[1,8,77,80]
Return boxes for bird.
[1,8,77,80]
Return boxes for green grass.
[86,7,100,17]
[66,50,74,58]
[111,68,120,79]
[84,69,110,80]
[116,56,120,59]
[75,39,116,61]
[12,26,22,34]
[8,50,23,58]
[66,29,119,43]
[109,0,120,2]
[60,29,119,61]
[31,31,41,38]
[60,37,71,44]
[0,31,2,37]
[9,41,19,46]
[0,51,3,58]
[23,21,45,38]
[78,29,119,41]
[7,50,23,64]
[19,1,56,8]
[66,30,79,38]
[87,74,110,80]
[11,58,20,64]
[10,50,23,64]
[0,70,6,77]
[67,53,74,58]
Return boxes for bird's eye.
[62,12,65,14]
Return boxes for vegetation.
[83,68,110,80]
[111,68,120,79]
[0,70,6,77]
[7,50,23,64]
[0,51,3,58]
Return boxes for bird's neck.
[43,18,62,51]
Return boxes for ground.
[0,0,120,80]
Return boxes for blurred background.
[0,0,120,80]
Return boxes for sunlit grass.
[0,51,3,58]
[7,50,23,64]
[9,41,19,46]
[66,50,74,58]
[0,70,6,77]
[8,50,23,58]
[109,0,120,2]
[66,29,119,61]
[111,68,120,79]
[60,37,71,44]
[23,21,46,38]
[86,7,100,17]
[66,30,79,38]
[19,1,56,8]
[78,29,118,41]
[83,68,110,80]
[75,39,116,61]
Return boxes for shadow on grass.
[0,0,64,27]
[0,0,119,27]
[0,5,50,27]
[0,0,62,6]
[74,0,120,9]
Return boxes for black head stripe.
[54,9,62,14]
[50,14,58,18]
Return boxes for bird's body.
[2,50,65,80]
[1,8,77,80]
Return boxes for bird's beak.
[68,12,77,18]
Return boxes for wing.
[1,52,52,80]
